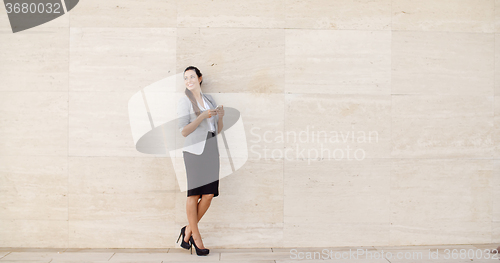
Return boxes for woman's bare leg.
[184,194,214,246]
[185,195,200,244]
[197,194,214,219]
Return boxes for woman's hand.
[216,105,224,118]
[200,109,217,119]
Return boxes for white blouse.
[197,93,216,133]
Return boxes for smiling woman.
[175,65,224,256]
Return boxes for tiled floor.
[0,244,498,263]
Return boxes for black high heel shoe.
[175,226,191,249]
[189,236,209,256]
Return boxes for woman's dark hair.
[184,66,203,116]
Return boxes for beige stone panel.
[494,221,500,242]
[284,220,390,247]
[0,219,67,247]
[391,159,493,222]
[0,92,68,156]
[68,190,175,248]
[283,159,390,247]
[68,193,174,221]
[285,94,391,159]
[0,28,68,92]
[69,91,151,156]
[177,0,285,28]
[70,0,176,27]
[68,190,176,247]
[0,2,69,29]
[176,27,285,93]
[392,0,495,33]
[0,155,67,193]
[390,159,493,245]
[174,159,283,224]
[184,222,283,249]
[68,157,176,194]
[0,248,66,253]
[497,35,500,96]
[69,191,178,248]
[286,0,391,30]
[0,3,9,28]
[497,97,500,157]
[497,0,500,32]
[284,158,390,223]
[201,93,284,160]
[68,218,178,248]
[285,30,391,95]
[393,32,494,95]
[392,95,494,158]
[471,243,500,250]
[0,192,66,221]
[70,27,175,92]
[0,153,67,222]
[494,160,500,221]
[390,221,491,246]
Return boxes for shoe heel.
[176,231,181,243]
[177,226,192,250]
[189,236,209,256]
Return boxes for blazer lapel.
[202,94,219,131]
[202,93,216,109]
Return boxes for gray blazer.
[177,93,219,155]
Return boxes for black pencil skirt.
[183,131,220,198]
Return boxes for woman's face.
[184,70,202,91]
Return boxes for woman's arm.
[217,115,223,133]
[181,114,205,137]
[178,97,215,137]
[217,106,224,134]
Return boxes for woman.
[175,66,224,256]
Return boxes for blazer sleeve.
[177,97,191,133]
